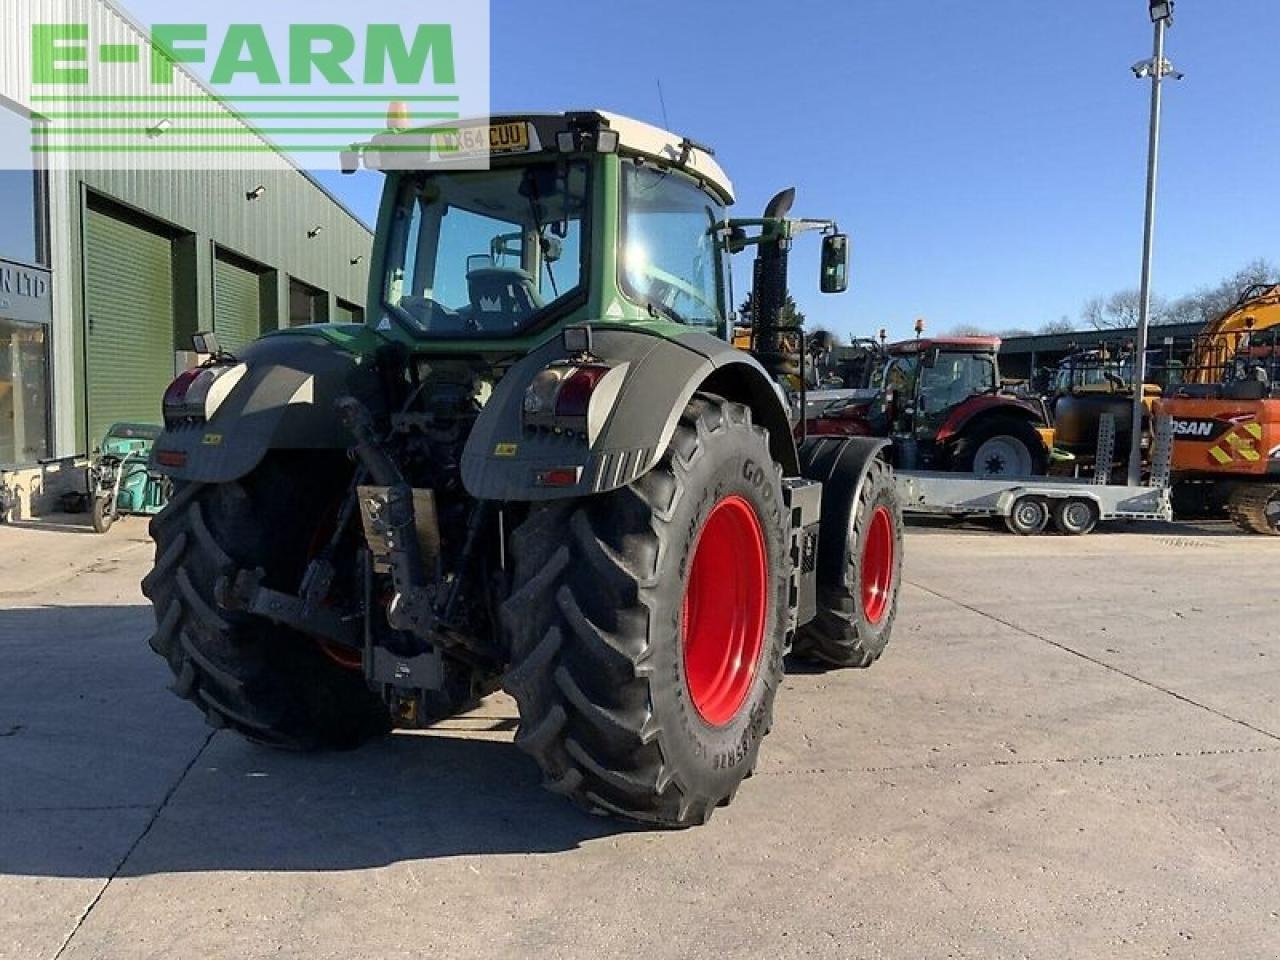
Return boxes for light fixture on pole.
[1126,0,1183,486]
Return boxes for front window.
[872,355,920,394]
[382,161,589,338]
[920,351,997,408]
[620,163,726,328]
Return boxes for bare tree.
[945,323,994,337]
[1082,289,1169,330]
[1163,258,1279,328]
[1040,315,1076,335]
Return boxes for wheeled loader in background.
[141,112,905,827]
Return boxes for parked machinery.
[87,423,170,533]
[807,336,1052,478]
[1160,285,1280,534]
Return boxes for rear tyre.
[1226,484,1280,536]
[952,416,1048,478]
[141,458,393,750]
[1005,496,1050,536]
[1053,498,1100,536]
[792,458,903,668]
[91,495,115,534]
[501,395,789,827]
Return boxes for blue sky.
[310,1,1276,341]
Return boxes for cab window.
[619,163,726,328]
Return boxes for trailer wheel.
[501,395,789,827]
[91,495,115,534]
[1226,484,1280,536]
[1053,498,1100,536]
[141,456,393,750]
[792,458,903,668]
[1005,496,1050,536]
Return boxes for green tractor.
[143,112,904,827]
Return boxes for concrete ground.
[1,512,1277,960]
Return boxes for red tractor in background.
[807,336,1052,478]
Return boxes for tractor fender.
[936,395,1046,445]
[151,331,387,484]
[797,435,894,578]
[462,328,799,501]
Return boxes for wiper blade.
[645,299,688,326]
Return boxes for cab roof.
[374,111,735,205]
[593,111,734,204]
[888,336,1002,354]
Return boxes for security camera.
[1131,60,1153,79]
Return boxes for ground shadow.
[3,513,100,535]
[0,605,642,880]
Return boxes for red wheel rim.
[860,506,895,626]
[681,495,768,727]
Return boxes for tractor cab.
[873,337,1003,436]
[341,111,848,364]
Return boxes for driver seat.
[467,268,544,328]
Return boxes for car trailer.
[894,415,1174,535]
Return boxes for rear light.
[555,367,609,418]
[534,467,582,488]
[524,367,574,417]
[154,450,187,468]
[163,363,247,423]
[163,369,202,416]
[523,363,613,434]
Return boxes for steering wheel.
[640,265,720,321]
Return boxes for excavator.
[1159,284,1280,534]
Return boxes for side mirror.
[820,233,850,294]
[541,234,564,265]
[923,348,940,369]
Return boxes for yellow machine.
[1160,284,1280,534]
[1189,284,1280,383]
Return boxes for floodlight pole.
[1127,5,1173,486]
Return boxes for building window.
[336,298,365,324]
[289,278,329,326]
[0,318,51,465]
[0,104,48,268]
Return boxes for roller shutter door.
[214,253,263,352]
[84,205,176,444]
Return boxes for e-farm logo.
[21,3,490,171]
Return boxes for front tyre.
[792,457,903,668]
[91,495,115,534]
[501,395,789,827]
[952,416,1048,478]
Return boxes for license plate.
[444,122,530,157]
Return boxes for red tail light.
[554,366,609,418]
[163,369,202,413]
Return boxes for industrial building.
[998,323,1203,382]
[0,1,372,517]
